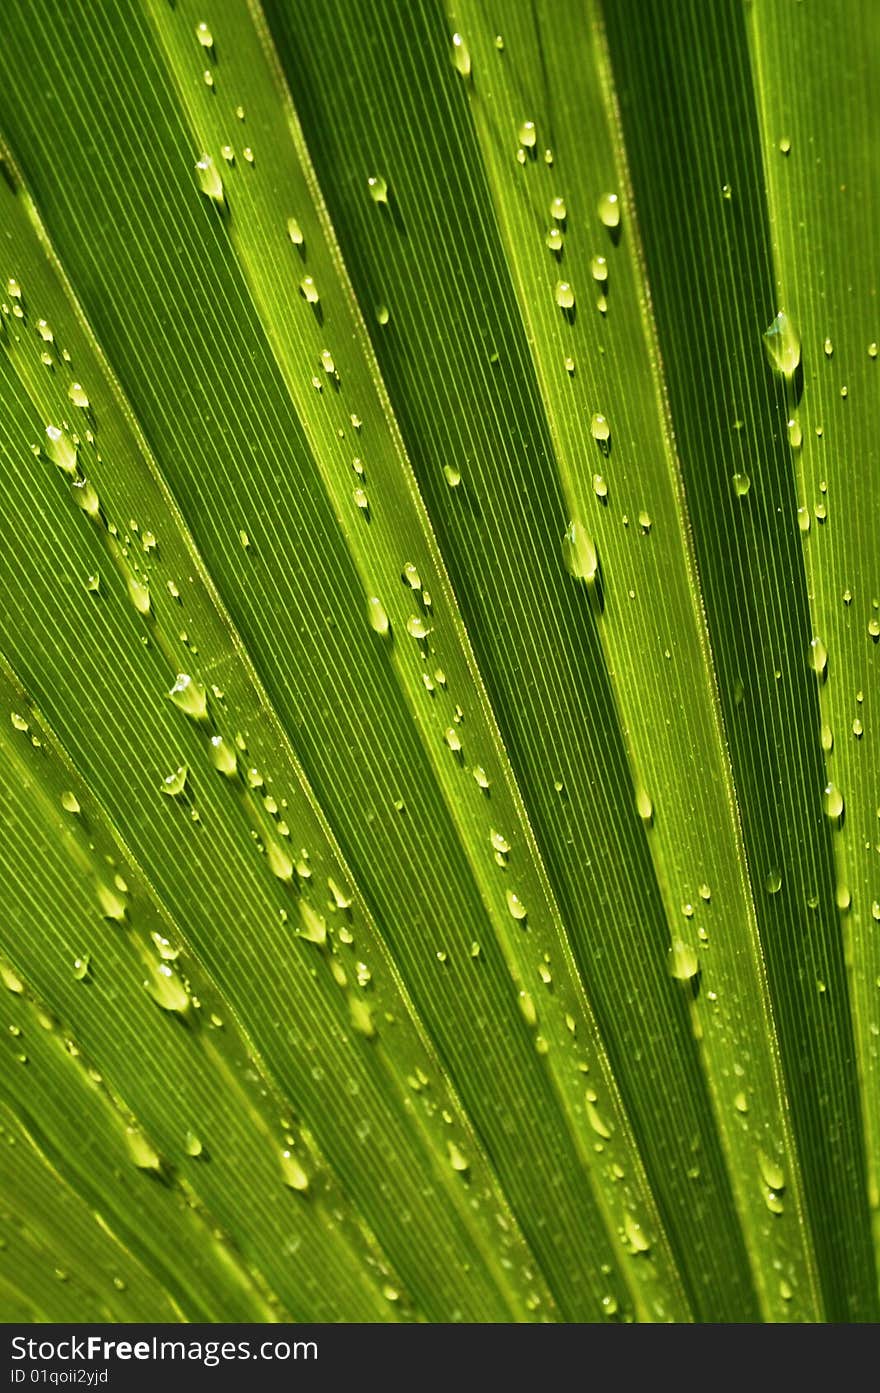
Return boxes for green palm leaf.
[0,0,876,1323]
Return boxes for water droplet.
[506,889,527,921]
[195,155,224,205]
[287,217,304,246]
[151,933,179,961]
[765,868,782,894]
[444,726,462,754]
[443,465,461,488]
[61,790,80,814]
[447,1139,469,1172]
[67,382,89,409]
[328,877,352,911]
[763,310,800,377]
[207,735,236,777]
[1,962,24,994]
[167,674,207,721]
[366,595,390,637]
[586,1094,613,1139]
[126,576,150,616]
[406,614,430,640]
[623,1212,650,1253]
[823,782,844,821]
[72,954,90,981]
[778,136,791,155]
[280,1148,309,1191]
[349,995,375,1038]
[869,342,878,359]
[267,840,293,883]
[300,275,319,304]
[195,20,213,47]
[97,882,126,922]
[402,561,422,590]
[721,182,732,200]
[668,940,699,981]
[634,787,653,824]
[451,31,471,77]
[590,413,610,445]
[160,765,188,798]
[490,829,510,855]
[367,174,388,204]
[734,1090,748,1113]
[758,1149,785,1191]
[145,961,189,1013]
[808,636,827,679]
[517,119,536,149]
[185,1130,203,1157]
[44,424,77,475]
[555,280,575,310]
[518,990,537,1027]
[732,472,751,498]
[561,520,598,587]
[125,1127,160,1172]
[294,901,326,950]
[590,254,608,282]
[597,192,620,228]
[36,318,53,342]
[868,618,880,641]
[592,474,608,500]
[472,765,490,790]
[550,196,567,222]
[787,417,802,449]
[545,226,563,253]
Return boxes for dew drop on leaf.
[160,765,188,798]
[167,674,207,721]
[506,889,527,921]
[185,1130,203,1157]
[145,961,189,1013]
[195,155,224,205]
[280,1148,309,1192]
[451,31,471,77]
[367,595,390,636]
[447,1140,469,1172]
[597,191,620,228]
[732,471,751,498]
[44,425,77,475]
[808,636,827,679]
[561,520,598,583]
[763,310,800,377]
[668,940,699,981]
[590,413,610,444]
[209,735,237,777]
